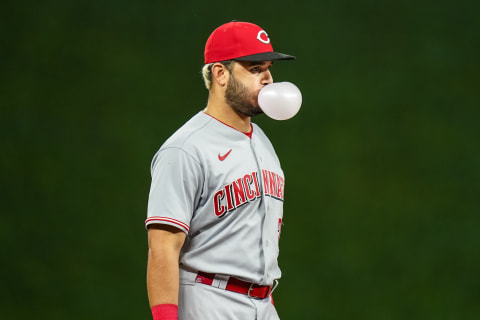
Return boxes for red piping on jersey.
[145,216,190,232]
[203,111,253,138]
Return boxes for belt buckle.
[247,283,259,299]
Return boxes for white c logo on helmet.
[257,30,270,44]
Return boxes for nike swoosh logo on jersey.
[218,149,232,161]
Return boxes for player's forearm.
[146,246,180,307]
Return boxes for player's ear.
[211,63,230,87]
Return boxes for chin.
[250,107,264,117]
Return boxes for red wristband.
[151,304,178,320]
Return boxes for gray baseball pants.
[179,269,280,320]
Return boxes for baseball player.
[146,21,295,320]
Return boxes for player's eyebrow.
[243,61,273,67]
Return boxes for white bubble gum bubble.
[258,82,302,120]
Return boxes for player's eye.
[249,62,272,74]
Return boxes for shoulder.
[150,112,209,173]
[149,112,211,172]
[161,111,212,150]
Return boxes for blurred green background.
[1,0,479,319]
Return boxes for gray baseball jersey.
[146,111,285,286]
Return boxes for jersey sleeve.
[146,146,203,234]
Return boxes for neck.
[204,97,252,134]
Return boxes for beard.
[225,74,264,117]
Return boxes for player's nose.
[262,69,273,85]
